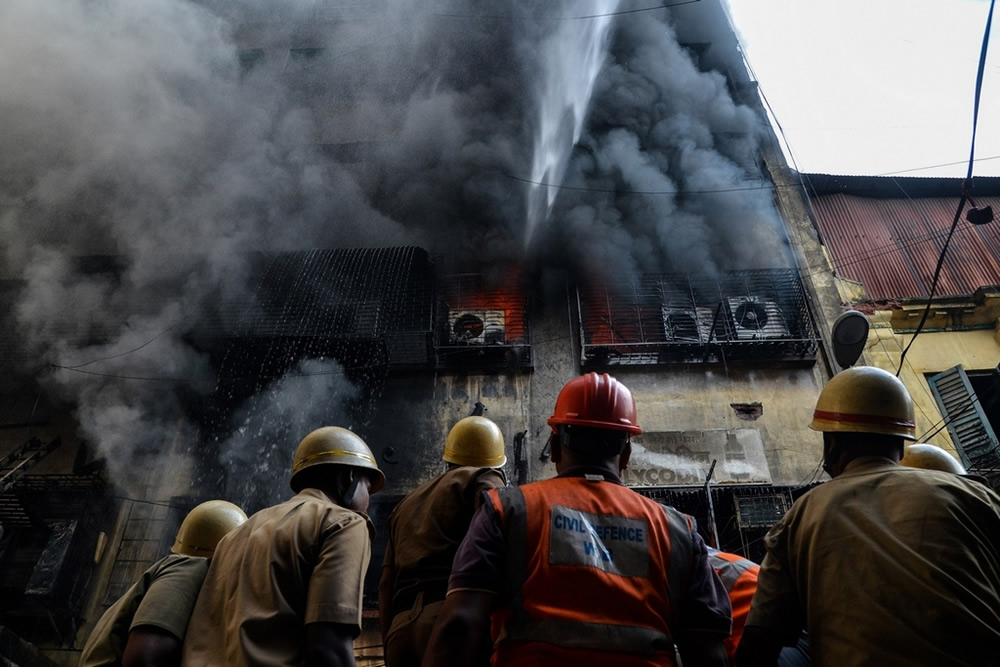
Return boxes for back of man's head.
[827,430,904,463]
[558,425,629,461]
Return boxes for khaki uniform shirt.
[384,466,505,605]
[181,489,372,666]
[79,553,208,666]
[747,456,1000,667]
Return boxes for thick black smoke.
[0,0,781,499]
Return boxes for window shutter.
[927,365,1000,472]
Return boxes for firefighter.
[422,372,732,666]
[901,441,991,485]
[379,415,507,667]
[900,442,967,474]
[181,426,385,667]
[707,548,811,667]
[707,548,758,664]
[737,366,1000,667]
[79,499,247,667]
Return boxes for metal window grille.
[102,501,174,605]
[435,273,531,369]
[734,493,791,529]
[578,269,817,367]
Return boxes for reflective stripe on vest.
[492,481,697,657]
[708,551,758,592]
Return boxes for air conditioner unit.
[726,297,790,340]
[661,306,715,343]
[448,310,506,345]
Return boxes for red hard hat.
[547,373,641,435]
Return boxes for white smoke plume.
[0,0,781,498]
[214,358,359,512]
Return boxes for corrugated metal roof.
[811,192,1000,300]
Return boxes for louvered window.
[927,365,1000,486]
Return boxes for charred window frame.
[435,273,531,370]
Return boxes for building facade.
[0,1,847,663]
[803,173,1000,488]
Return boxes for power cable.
[896,0,996,376]
[60,323,182,369]
[879,153,1000,177]
[432,0,700,22]
[484,166,776,195]
[44,330,579,384]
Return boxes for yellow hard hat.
[172,500,247,558]
[443,416,506,468]
[290,426,386,493]
[901,443,966,474]
[810,366,916,440]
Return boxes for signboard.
[623,429,772,487]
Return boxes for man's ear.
[332,466,354,498]
[619,441,632,473]
[822,432,836,461]
[549,432,563,464]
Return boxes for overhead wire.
[879,153,1000,177]
[895,0,996,376]
[432,0,700,22]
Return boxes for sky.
[727,0,1000,177]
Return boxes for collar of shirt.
[295,488,377,539]
[556,465,623,485]
[840,455,899,477]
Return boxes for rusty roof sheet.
[810,192,1000,301]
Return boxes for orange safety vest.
[707,549,759,662]
[486,475,699,666]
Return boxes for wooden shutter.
[927,365,1000,472]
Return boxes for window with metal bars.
[102,501,179,605]
[577,269,818,367]
[436,273,531,369]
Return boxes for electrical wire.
[485,166,776,195]
[879,153,1000,177]
[896,0,996,376]
[59,323,182,369]
[44,331,579,384]
[795,457,824,486]
[432,0,700,22]
[110,494,189,510]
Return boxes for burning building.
[0,0,840,663]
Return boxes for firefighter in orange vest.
[707,548,758,662]
[422,373,732,666]
[708,549,811,667]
